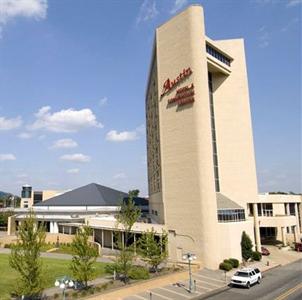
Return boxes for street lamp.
[55,276,74,300]
[182,252,197,293]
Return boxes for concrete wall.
[217,221,255,264]
[154,5,220,269]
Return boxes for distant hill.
[0,191,12,198]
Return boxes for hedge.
[219,262,233,271]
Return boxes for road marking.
[157,287,192,299]
[147,290,173,300]
[130,295,148,300]
[275,282,302,300]
[193,281,212,291]
[192,275,222,288]
[194,273,225,284]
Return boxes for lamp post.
[182,253,197,293]
[55,276,74,300]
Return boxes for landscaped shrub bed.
[251,251,262,261]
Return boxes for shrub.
[252,251,262,261]
[4,243,11,248]
[223,259,232,265]
[229,258,239,268]
[101,283,109,290]
[105,263,117,274]
[241,231,253,261]
[53,293,59,299]
[219,262,233,271]
[128,266,150,280]
[71,292,78,299]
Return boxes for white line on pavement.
[193,281,212,291]
[157,287,193,299]
[193,274,225,286]
[195,273,225,283]
[130,295,149,300]
[147,290,173,300]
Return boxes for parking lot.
[123,268,227,300]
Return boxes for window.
[248,203,254,216]
[217,209,245,222]
[262,203,273,217]
[206,44,231,66]
[208,72,220,192]
[289,203,295,216]
[155,210,158,216]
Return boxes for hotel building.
[3,5,301,270]
[145,5,300,268]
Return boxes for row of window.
[249,203,298,217]
[206,44,231,66]
[208,72,220,192]
[217,209,246,222]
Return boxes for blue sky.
[0,0,301,196]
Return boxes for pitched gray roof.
[216,193,243,209]
[34,183,128,206]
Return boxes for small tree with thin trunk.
[241,231,253,261]
[138,229,168,273]
[9,210,46,298]
[113,190,141,283]
[70,225,98,288]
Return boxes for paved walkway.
[0,248,114,263]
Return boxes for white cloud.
[281,17,299,32]
[66,168,80,174]
[99,97,108,107]
[258,26,270,48]
[287,0,302,7]
[170,0,187,14]
[60,153,91,163]
[29,106,103,133]
[113,172,127,179]
[106,130,138,142]
[17,132,32,139]
[106,124,144,142]
[0,0,47,37]
[136,0,158,24]
[0,116,22,130]
[51,138,78,149]
[0,153,16,161]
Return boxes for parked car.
[261,246,270,256]
[231,268,262,289]
[294,242,302,252]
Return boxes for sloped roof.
[34,183,128,207]
[216,193,243,209]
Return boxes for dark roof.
[216,193,243,209]
[35,183,129,207]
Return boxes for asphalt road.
[198,259,302,300]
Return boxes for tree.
[9,210,46,298]
[138,229,168,273]
[0,210,14,227]
[241,231,253,261]
[70,225,98,288]
[113,190,141,283]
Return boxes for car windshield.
[254,269,260,273]
[235,272,249,277]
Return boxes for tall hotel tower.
[146,5,259,268]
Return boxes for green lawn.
[0,254,109,300]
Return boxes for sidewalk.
[0,248,114,263]
[85,252,294,300]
